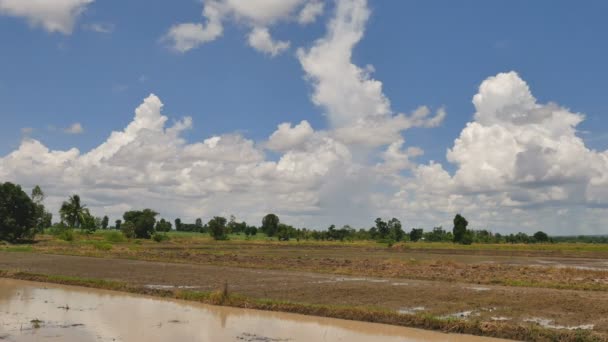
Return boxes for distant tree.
[155,218,172,232]
[409,228,424,242]
[30,185,49,232]
[244,226,258,238]
[101,216,109,229]
[227,215,246,234]
[0,182,37,242]
[123,209,158,239]
[80,212,97,233]
[461,230,474,245]
[452,214,469,244]
[208,216,228,240]
[374,218,390,240]
[533,231,549,243]
[174,218,182,231]
[195,218,203,229]
[121,221,136,239]
[388,218,405,242]
[60,195,87,228]
[115,219,122,230]
[262,214,280,237]
[425,227,449,242]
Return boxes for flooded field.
[0,279,509,342]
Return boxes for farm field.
[2,232,608,341]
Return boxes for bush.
[104,231,126,243]
[121,221,136,239]
[92,241,112,251]
[152,232,170,243]
[57,229,74,242]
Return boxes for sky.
[1,0,608,234]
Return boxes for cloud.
[247,27,290,56]
[83,22,113,33]
[297,0,445,146]
[0,0,93,34]
[163,22,223,53]
[266,120,314,151]
[64,123,84,134]
[382,71,608,235]
[298,0,324,24]
[163,0,322,55]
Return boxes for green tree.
[123,209,158,239]
[533,231,549,243]
[452,214,469,244]
[409,228,424,242]
[388,218,405,242]
[195,218,203,230]
[121,221,136,238]
[115,219,122,230]
[60,195,88,228]
[174,218,182,231]
[374,218,390,239]
[101,216,109,229]
[262,213,280,237]
[0,182,37,242]
[208,216,228,240]
[30,185,51,232]
[80,212,97,233]
[155,218,172,232]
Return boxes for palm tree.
[60,195,87,228]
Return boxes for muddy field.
[1,251,608,339]
[21,238,608,292]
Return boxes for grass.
[1,246,33,253]
[0,270,604,342]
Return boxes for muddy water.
[0,279,509,342]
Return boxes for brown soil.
[1,251,607,338]
[32,241,608,291]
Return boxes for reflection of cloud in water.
[0,279,507,342]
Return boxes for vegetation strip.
[0,270,604,342]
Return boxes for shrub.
[57,229,74,242]
[152,232,170,243]
[121,221,136,239]
[104,231,126,243]
[92,242,112,251]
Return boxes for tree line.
[1,182,555,244]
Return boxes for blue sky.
[1,0,608,234]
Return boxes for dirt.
[28,241,608,291]
[1,251,608,338]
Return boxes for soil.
[1,251,607,337]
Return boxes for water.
[0,279,509,342]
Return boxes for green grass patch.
[1,246,33,253]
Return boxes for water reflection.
[0,279,509,342]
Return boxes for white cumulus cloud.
[163,0,322,55]
[0,0,93,34]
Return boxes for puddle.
[144,284,200,290]
[398,307,425,315]
[0,279,509,342]
[314,277,388,284]
[391,282,409,286]
[441,311,480,320]
[490,317,510,321]
[524,318,594,331]
[467,287,491,291]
